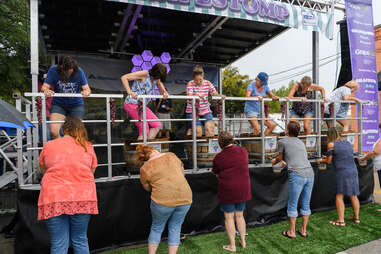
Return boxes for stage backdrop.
[15,162,374,254]
[345,0,380,151]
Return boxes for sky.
[232,0,381,95]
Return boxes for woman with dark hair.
[212,131,251,252]
[38,116,98,254]
[272,121,314,239]
[121,63,169,140]
[137,144,192,254]
[41,56,92,139]
[288,76,327,134]
[244,72,279,136]
[318,127,360,226]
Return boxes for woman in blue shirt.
[41,56,91,139]
[244,72,279,136]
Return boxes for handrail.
[24,92,124,98]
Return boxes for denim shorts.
[245,111,260,118]
[50,104,85,119]
[290,109,314,118]
[324,113,345,120]
[220,202,246,213]
[186,112,213,128]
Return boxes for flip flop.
[222,245,236,252]
[297,229,308,238]
[329,221,346,227]
[282,231,296,239]
[347,217,360,224]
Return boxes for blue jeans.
[39,117,52,142]
[149,200,191,246]
[287,172,314,218]
[45,214,91,254]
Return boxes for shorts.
[50,104,85,119]
[158,113,171,130]
[290,109,314,118]
[220,202,246,213]
[245,111,260,118]
[324,113,345,120]
[186,113,213,129]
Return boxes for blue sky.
[233,0,381,94]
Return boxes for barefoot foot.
[222,245,236,252]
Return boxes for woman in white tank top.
[359,124,381,211]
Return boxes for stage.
[15,161,374,253]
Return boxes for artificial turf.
[104,203,381,254]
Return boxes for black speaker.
[336,20,352,89]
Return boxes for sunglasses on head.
[193,71,203,76]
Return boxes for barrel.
[240,133,278,162]
[321,131,356,155]
[298,133,317,154]
[124,138,169,172]
[185,136,219,168]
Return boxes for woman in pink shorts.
[121,63,169,140]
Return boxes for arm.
[360,139,381,160]
[209,81,226,99]
[155,98,162,113]
[319,142,334,164]
[121,70,148,98]
[287,83,304,101]
[267,90,279,100]
[142,183,152,192]
[40,164,47,175]
[81,84,91,98]
[311,84,327,101]
[343,94,361,104]
[156,79,169,99]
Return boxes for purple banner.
[345,0,379,151]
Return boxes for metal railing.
[14,92,370,186]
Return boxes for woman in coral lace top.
[38,116,98,254]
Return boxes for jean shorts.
[50,104,85,119]
[245,111,260,118]
[290,109,314,118]
[186,112,213,128]
[220,202,246,213]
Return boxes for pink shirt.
[37,136,98,220]
[186,80,217,116]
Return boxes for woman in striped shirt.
[186,65,225,137]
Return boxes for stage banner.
[345,0,379,151]
[108,0,334,39]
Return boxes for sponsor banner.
[108,0,334,39]
[345,0,379,151]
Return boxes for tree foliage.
[0,0,30,103]
[269,80,294,113]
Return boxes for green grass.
[104,203,381,254]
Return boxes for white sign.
[208,139,221,154]
[347,135,356,145]
[302,11,318,27]
[306,137,316,148]
[152,143,162,152]
[265,137,277,150]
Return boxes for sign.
[109,0,334,39]
[208,139,221,154]
[346,134,356,145]
[265,137,277,150]
[345,0,379,151]
[306,136,316,148]
[152,143,162,152]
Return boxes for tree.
[222,66,252,114]
[0,1,30,103]
[269,80,294,113]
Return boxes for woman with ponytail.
[137,145,192,254]
[38,116,98,254]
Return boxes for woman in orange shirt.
[38,117,98,254]
[137,145,192,254]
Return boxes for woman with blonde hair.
[137,145,192,254]
[318,127,360,226]
[38,116,98,254]
[288,76,327,134]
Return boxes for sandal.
[297,229,308,238]
[329,221,346,227]
[347,217,360,224]
[281,231,296,239]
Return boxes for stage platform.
[14,162,374,254]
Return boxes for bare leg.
[335,194,345,222]
[205,121,215,137]
[49,113,66,139]
[186,129,192,136]
[157,130,163,138]
[223,212,236,252]
[264,120,276,136]
[303,115,312,134]
[148,243,159,254]
[196,126,203,137]
[168,245,179,254]
[248,117,260,136]
[148,127,161,139]
[349,195,360,220]
[288,217,296,237]
[234,211,246,248]
[298,216,309,236]
[338,119,349,132]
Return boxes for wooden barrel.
[240,133,278,162]
[321,131,356,155]
[185,136,219,168]
[298,133,317,154]
[124,138,169,172]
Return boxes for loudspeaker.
[336,20,352,89]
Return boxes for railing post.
[15,98,24,185]
[333,103,337,128]
[192,98,197,170]
[41,96,47,144]
[32,96,39,182]
[317,100,321,157]
[222,99,226,131]
[26,103,33,183]
[358,102,363,154]
[142,98,147,144]
[106,97,112,180]
[260,100,265,165]
[286,100,289,126]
